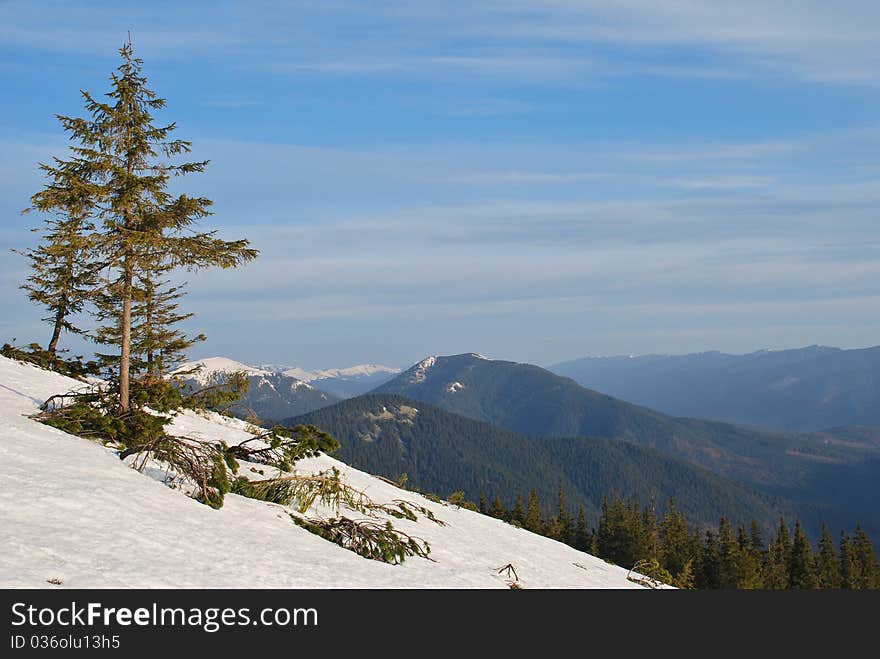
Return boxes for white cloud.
[6,1,880,85]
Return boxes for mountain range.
[171,358,402,422]
[172,357,340,422]
[176,351,880,540]
[550,345,880,432]
[370,353,880,537]
[264,363,400,398]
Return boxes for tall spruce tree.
[488,495,508,521]
[736,524,764,589]
[698,529,721,589]
[510,494,526,527]
[816,524,841,589]
[715,517,744,589]
[641,502,661,563]
[749,520,766,555]
[788,520,818,589]
[19,161,100,355]
[852,526,880,589]
[763,519,792,589]
[839,531,859,589]
[574,506,591,553]
[52,41,257,410]
[548,485,574,544]
[524,490,545,535]
[660,499,693,579]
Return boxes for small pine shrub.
[291,516,432,565]
[2,342,100,379]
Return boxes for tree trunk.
[47,306,64,356]
[48,251,75,356]
[119,252,133,411]
[145,278,155,380]
[120,79,135,411]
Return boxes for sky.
[1,0,879,370]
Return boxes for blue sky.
[2,1,879,369]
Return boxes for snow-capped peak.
[281,363,401,382]
[170,357,272,384]
[279,366,318,381]
[317,364,401,379]
[408,356,437,384]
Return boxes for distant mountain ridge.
[261,363,401,398]
[172,357,340,422]
[172,356,273,384]
[373,353,880,537]
[550,345,880,432]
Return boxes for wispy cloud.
[443,98,536,117]
[669,175,774,191]
[6,1,880,86]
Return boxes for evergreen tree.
[19,161,100,355]
[763,518,792,589]
[839,531,859,589]
[548,485,574,544]
[816,525,841,589]
[488,495,508,521]
[524,490,545,535]
[510,494,525,527]
[673,559,696,589]
[641,501,661,563]
[697,529,720,589]
[776,518,793,563]
[94,267,204,380]
[135,263,205,379]
[478,491,487,515]
[596,496,646,569]
[736,524,764,589]
[714,518,735,588]
[788,520,818,589]
[736,524,749,550]
[574,506,591,553]
[50,41,257,409]
[852,526,880,589]
[660,499,693,579]
[749,520,766,555]
[716,517,745,589]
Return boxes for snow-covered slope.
[0,355,651,589]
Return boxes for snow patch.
[363,404,418,424]
[769,376,799,391]
[408,356,437,384]
[446,381,465,394]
